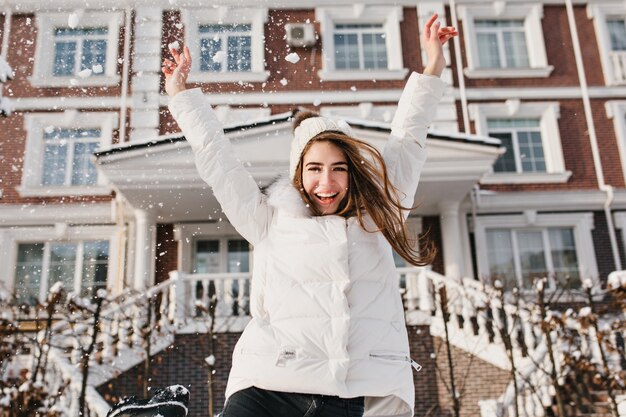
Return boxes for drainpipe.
[449,0,470,133]
[1,9,10,58]
[118,7,132,143]
[1,9,11,104]
[565,0,622,271]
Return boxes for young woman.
[162,14,457,417]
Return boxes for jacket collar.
[266,176,312,218]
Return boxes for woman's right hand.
[162,45,192,97]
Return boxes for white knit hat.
[289,116,353,181]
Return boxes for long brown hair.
[292,111,436,266]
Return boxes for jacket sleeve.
[383,72,446,219]
[168,88,271,245]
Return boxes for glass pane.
[486,229,516,289]
[549,228,580,288]
[362,33,387,69]
[195,240,220,273]
[42,143,68,185]
[518,131,546,173]
[516,231,547,289]
[71,142,99,185]
[81,39,107,73]
[227,36,252,72]
[81,240,109,298]
[200,38,222,72]
[477,33,501,68]
[49,243,78,293]
[334,33,359,69]
[491,132,517,172]
[504,31,529,67]
[487,118,540,129]
[227,240,249,273]
[608,20,626,51]
[53,41,77,76]
[15,244,44,305]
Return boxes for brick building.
[0,0,625,416]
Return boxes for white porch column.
[133,209,156,290]
[439,200,464,280]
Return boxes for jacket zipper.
[370,354,422,372]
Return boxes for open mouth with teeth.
[314,192,340,205]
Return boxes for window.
[316,6,407,81]
[199,24,252,73]
[30,12,122,87]
[488,119,545,173]
[475,20,529,69]
[19,112,117,197]
[458,4,553,78]
[15,240,109,305]
[42,128,101,186]
[469,101,570,184]
[53,27,108,77]
[588,5,626,85]
[333,24,388,70]
[182,8,268,83]
[486,228,579,290]
[475,212,598,292]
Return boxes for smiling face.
[301,141,350,215]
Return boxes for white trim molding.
[316,6,408,81]
[469,101,569,183]
[458,3,554,79]
[612,212,626,265]
[606,100,626,184]
[588,4,626,86]
[474,211,599,288]
[181,7,269,84]
[19,111,118,197]
[29,11,123,88]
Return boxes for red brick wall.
[99,325,511,417]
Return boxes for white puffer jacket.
[168,72,446,417]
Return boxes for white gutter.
[118,7,132,143]
[565,0,622,271]
[449,0,470,133]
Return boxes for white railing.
[40,268,624,417]
[611,51,626,84]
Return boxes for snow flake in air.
[169,41,180,51]
[212,50,226,64]
[279,78,288,86]
[92,64,103,74]
[68,10,83,29]
[285,52,300,64]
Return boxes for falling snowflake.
[78,69,92,78]
[168,41,180,51]
[285,52,300,64]
[212,50,226,63]
[279,78,288,86]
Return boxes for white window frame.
[469,101,571,184]
[5,224,119,303]
[18,111,118,197]
[316,6,408,81]
[588,5,626,86]
[606,101,626,182]
[458,3,553,79]
[474,211,599,290]
[30,11,122,87]
[182,8,269,83]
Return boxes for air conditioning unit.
[285,23,316,47]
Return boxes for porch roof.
[95,112,503,221]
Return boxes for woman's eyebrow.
[305,161,348,166]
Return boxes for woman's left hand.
[422,14,458,77]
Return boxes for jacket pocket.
[369,351,422,372]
